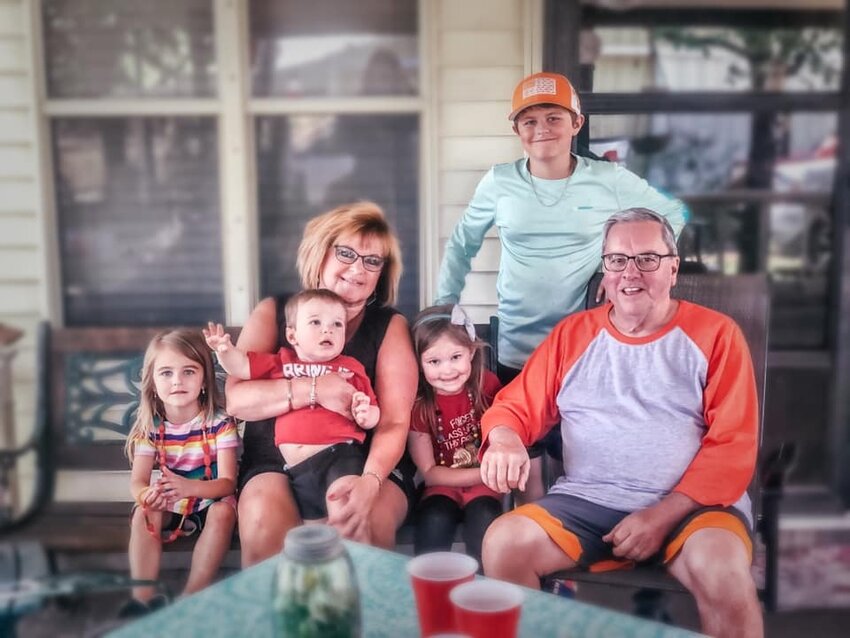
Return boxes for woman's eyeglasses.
[333,245,386,272]
[602,253,677,272]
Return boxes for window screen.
[53,117,224,326]
[43,0,216,98]
[249,0,418,97]
[585,26,842,94]
[255,114,419,319]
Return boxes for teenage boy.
[435,71,688,500]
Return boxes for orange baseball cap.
[509,72,581,121]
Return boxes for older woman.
[227,202,419,565]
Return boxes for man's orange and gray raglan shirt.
[481,301,758,525]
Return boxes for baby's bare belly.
[279,442,335,466]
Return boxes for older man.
[479,208,763,637]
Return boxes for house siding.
[0,0,41,444]
[431,0,533,322]
[1,0,47,507]
[3,0,536,502]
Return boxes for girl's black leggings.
[413,494,502,565]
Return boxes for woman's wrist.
[362,470,383,490]
[290,377,308,410]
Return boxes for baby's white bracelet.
[286,379,294,411]
[309,376,317,409]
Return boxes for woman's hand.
[326,474,382,542]
[316,372,357,419]
[158,467,195,502]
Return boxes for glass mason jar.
[272,524,361,638]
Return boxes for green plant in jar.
[273,524,361,637]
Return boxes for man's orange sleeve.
[674,318,759,506]
[480,312,602,450]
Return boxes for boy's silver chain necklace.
[527,158,575,207]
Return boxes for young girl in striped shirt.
[123,329,238,617]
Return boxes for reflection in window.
[53,118,223,326]
[682,200,830,350]
[249,0,418,97]
[42,0,216,98]
[255,115,419,318]
[585,26,842,93]
[589,111,836,349]
[589,112,836,195]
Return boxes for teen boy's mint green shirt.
[435,156,687,369]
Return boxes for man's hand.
[479,426,530,493]
[203,322,232,354]
[602,494,698,562]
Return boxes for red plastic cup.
[407,552,479,637]
[450,580,524,638]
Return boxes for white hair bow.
[450,305,476,341]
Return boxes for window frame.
[34,0,428,326]
[546,0,850,505]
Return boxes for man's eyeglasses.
[333,245,386,272]
[602,253,677,272]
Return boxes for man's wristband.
[309,376,317,409]
[363,470,383,489]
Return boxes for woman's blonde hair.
[410,305,489,437]
[125,329,221,463]
[296,201,402,306]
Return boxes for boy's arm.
[435,168,498,303]
[614,166,688,239]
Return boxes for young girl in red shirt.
[408,305,503,564]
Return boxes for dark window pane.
[588,112,836,195]
[584,26,842,93]
[43,0,216,98]
[250,0,418,97]
[53,117,223,326]
[256,114,419,319]
[681,200,830,349]
[589,111,836,349]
